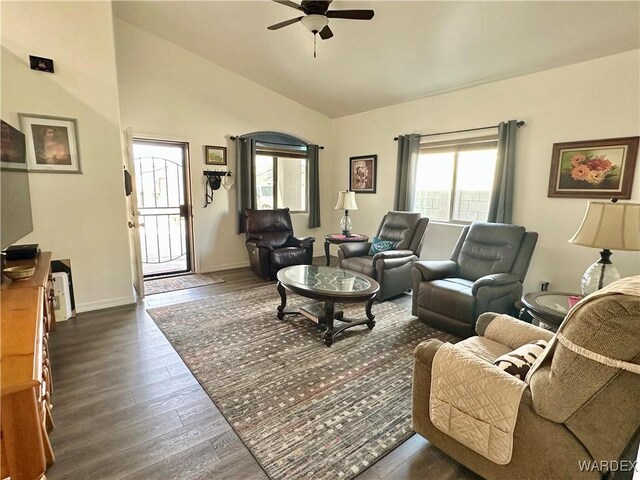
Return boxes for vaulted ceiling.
[113,1,640,118]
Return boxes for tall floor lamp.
[569,199,640,295]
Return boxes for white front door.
[122,127,145,299]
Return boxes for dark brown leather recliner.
[411,222,538,337]
[244,208,315,280]
[338,211,429,300]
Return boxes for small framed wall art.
[205,145,227,166]
[548,136,638,199]
[19,113,81,173]
[349,154,377,193]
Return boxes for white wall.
[1,1,134,312]
[113,19,333,273]
[331,50,640,293]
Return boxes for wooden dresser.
[1,252,56,480]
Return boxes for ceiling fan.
[267,1,375,56]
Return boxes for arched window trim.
[235,131,321,233]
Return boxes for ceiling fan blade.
[326,10,374,20]
[319,25,333,40]
[267,16,303,30]
[272,0,303,11]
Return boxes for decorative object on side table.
[204,145,227,165]
[569,198,640,295]
[19,113,81,173]
[334,190,358,235]
[324,233,368,266]
[548,136,638,198]
[349,154,377,193]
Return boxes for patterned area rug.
[144,272,225,295]
[147,285,458,480]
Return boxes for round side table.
[521,291,583,331]
[324,233,369,266]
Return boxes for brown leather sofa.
[244,208,314,280]
[412,276,640,480]
[411,222,537,337]
[338,211,428,300]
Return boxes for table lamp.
[569,198,640,295]
[335,191,358,236]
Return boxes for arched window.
[235,132,321,233]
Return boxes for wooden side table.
[521,291,583,331]
[324,233,369,266]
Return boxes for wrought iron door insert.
[133,141,193,277]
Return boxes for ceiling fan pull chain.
[314,33,317,58]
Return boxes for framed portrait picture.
[548,137,638,199]
[19,113,81,173]
[1,120,27,171]
[205,145,227,166]
[349,155,377,193]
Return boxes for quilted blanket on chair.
[429,343,527,465]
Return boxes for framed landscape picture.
[205,145,227,166]
[548,137,638,199]
[19,113,81,173]
[349,154,377,193]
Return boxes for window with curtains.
[414,136,498,223]
[254,145,308,213]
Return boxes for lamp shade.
[569,201,640,251]
[335,191,358,211]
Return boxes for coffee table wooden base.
[276,281,376,346]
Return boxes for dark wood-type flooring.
[46,258,479,480]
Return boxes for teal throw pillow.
[368,237,397,255]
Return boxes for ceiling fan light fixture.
[301,14,328,33]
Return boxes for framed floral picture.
[205,145,227,166]
[547,137,638,199]
[349,154,377,193]
[19,113,81,173]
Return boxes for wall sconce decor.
[203,170,232,207]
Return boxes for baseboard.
[75,295,136,314]
[199,260,250,273]
[200,254,327,274]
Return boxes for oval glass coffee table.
[276,265,380,346]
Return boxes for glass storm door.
[132,139,193,277]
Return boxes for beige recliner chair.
[412,276,640,480]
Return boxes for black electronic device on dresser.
[4,243,40,261]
